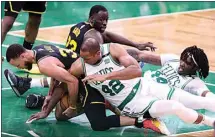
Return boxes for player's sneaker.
[143,118,171,135]
[4,69,32,97]
[25,94,45,109]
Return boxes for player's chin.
[100,28,106,33]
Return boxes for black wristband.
[135,117,143,128]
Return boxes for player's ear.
[20,53,26,59]
[96,50,101,56]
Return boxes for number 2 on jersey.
[66,36,77,52]
[102,80,125,96]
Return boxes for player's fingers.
[28,114,37,121]
[42,105,47,111]
[82,76,92,82]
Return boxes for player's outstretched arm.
[102,31,156,51]
[126,48,162,66]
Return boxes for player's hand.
[42,95,52,111]
[62,107,77,117]
[27,111,48,122]
[82,74,107,83]
[136,42,157,52]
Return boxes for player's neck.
[26,50,36,63]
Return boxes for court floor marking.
[171,129,213,136]
[27,130,40,137]
[205,83,215,87]
[8,8,215,33]
[1,132,23,137]
[7,8,215,46]
[2,88,12,90]
[2,8,214,137]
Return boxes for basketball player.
[4,5,156,97]
[6,44,170,135]
[2,1,46,49]
[126,46,215,99]
[1,1,46,64]
[67,38,215,128]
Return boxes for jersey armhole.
[36,55,51,64]
[106,44,121,66]
[80,58,87,76]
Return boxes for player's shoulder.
[187,75,205,85]
[72,22,91,29]
[161,54,180,66]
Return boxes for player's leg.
[83,84,121,131]
[148,100,215,127]
[83,83,167,134]
[2,1,24,43]
[147,80,215,112]
[22,2,46,49]
[170,87,215,112]
[200,90,215,99]
[4,69,50,97]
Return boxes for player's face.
[80,51,101,65]
[92,11,109,33]
[178,54,197,76]
[9,56,32,70]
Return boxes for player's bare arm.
[126,48,162,66]
[37,56,79,115]
[82,43,142,83]
[102,31,156,51]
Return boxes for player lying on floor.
[4,44,214,110]
[28,39,215,134]
[5,43,170,135]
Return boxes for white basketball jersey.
[82,43,141,108]
[144,54,208,95]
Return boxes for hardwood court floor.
[1,2,215,137]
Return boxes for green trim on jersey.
[181,78,193,89]
[138,99,158,115]
[167,87,175,100]
[80,58,87,76]
[118,79,141,111]
[107,44,121,66]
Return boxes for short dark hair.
[6,44,26,62]
[181,45,209,79]
[89,5,107,18]
[81,38,100,54]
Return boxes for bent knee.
[90,120,109,131]
[171,100,185,111]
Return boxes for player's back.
[65,22,94,53]
[33,44,78,70]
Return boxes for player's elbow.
[66,76,78,85]
[134,65,142,77]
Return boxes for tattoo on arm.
[126,49,139,61]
